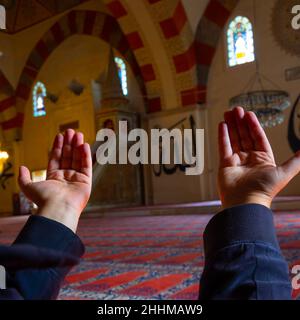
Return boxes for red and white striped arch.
[195,0,239,104]
[146,0,239,106]
[103,0,163,113]
[145,0,196,107]
[0,10,155,142]
[0,1,240,143]
[0,2,165,143]
[15,10,148,114]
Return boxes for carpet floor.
[1,213,300,300]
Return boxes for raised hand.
[218,107,300,209]
[18,129,92,232]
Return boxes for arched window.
[33,81,47,117]
[114,57,128,96]
[227,16,255,67]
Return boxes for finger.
[279,151,300,183]
[48,134,64,173]
[244,111,274,159]
[72,132,84,171]
[218,122,233,166]
[61,129,75,169]
[18,166,32,191]
[224,110,242,153]
[80,143,92,178]
[234,107,254,151]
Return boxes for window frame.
[226,15,255,68]
[33,81,47,118]
[114,57,128,96]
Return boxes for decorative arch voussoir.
[104,0,162,113]
[14,10,148,139]
[195,0,239,104]
[147,0,196,107]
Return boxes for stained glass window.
[33,81,47,117]
[114,57,128,96]
[227,16,255,67]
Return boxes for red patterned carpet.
[1,213,300,300]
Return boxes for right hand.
[218,107,300,209]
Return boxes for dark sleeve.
[6,215,84,300]
[199,204,292,300]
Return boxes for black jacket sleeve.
[199,204,292,300]
[4,215,84,300]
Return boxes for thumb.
[18,166,32,191]
[279,151,300,182]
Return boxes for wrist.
[221,193,272,210]
[36,199,81,233]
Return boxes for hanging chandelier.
[229,83,291,128]
[229,0,291,128]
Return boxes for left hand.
[18,129,92,232]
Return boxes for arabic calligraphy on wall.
[152,115,197,177]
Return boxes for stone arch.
[144,0,196,107]
[103,0,165,112]
[195,0,239,104]
[14,10,148,139]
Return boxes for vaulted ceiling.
[0,0,88,33]
[0,0,240,142]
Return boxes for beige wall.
[147,106,213,204]
[207,0,300,198]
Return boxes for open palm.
[218,107,300,209]
[19,129,92,229]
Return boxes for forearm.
[37,199,81,233]
[199,204,292,300]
